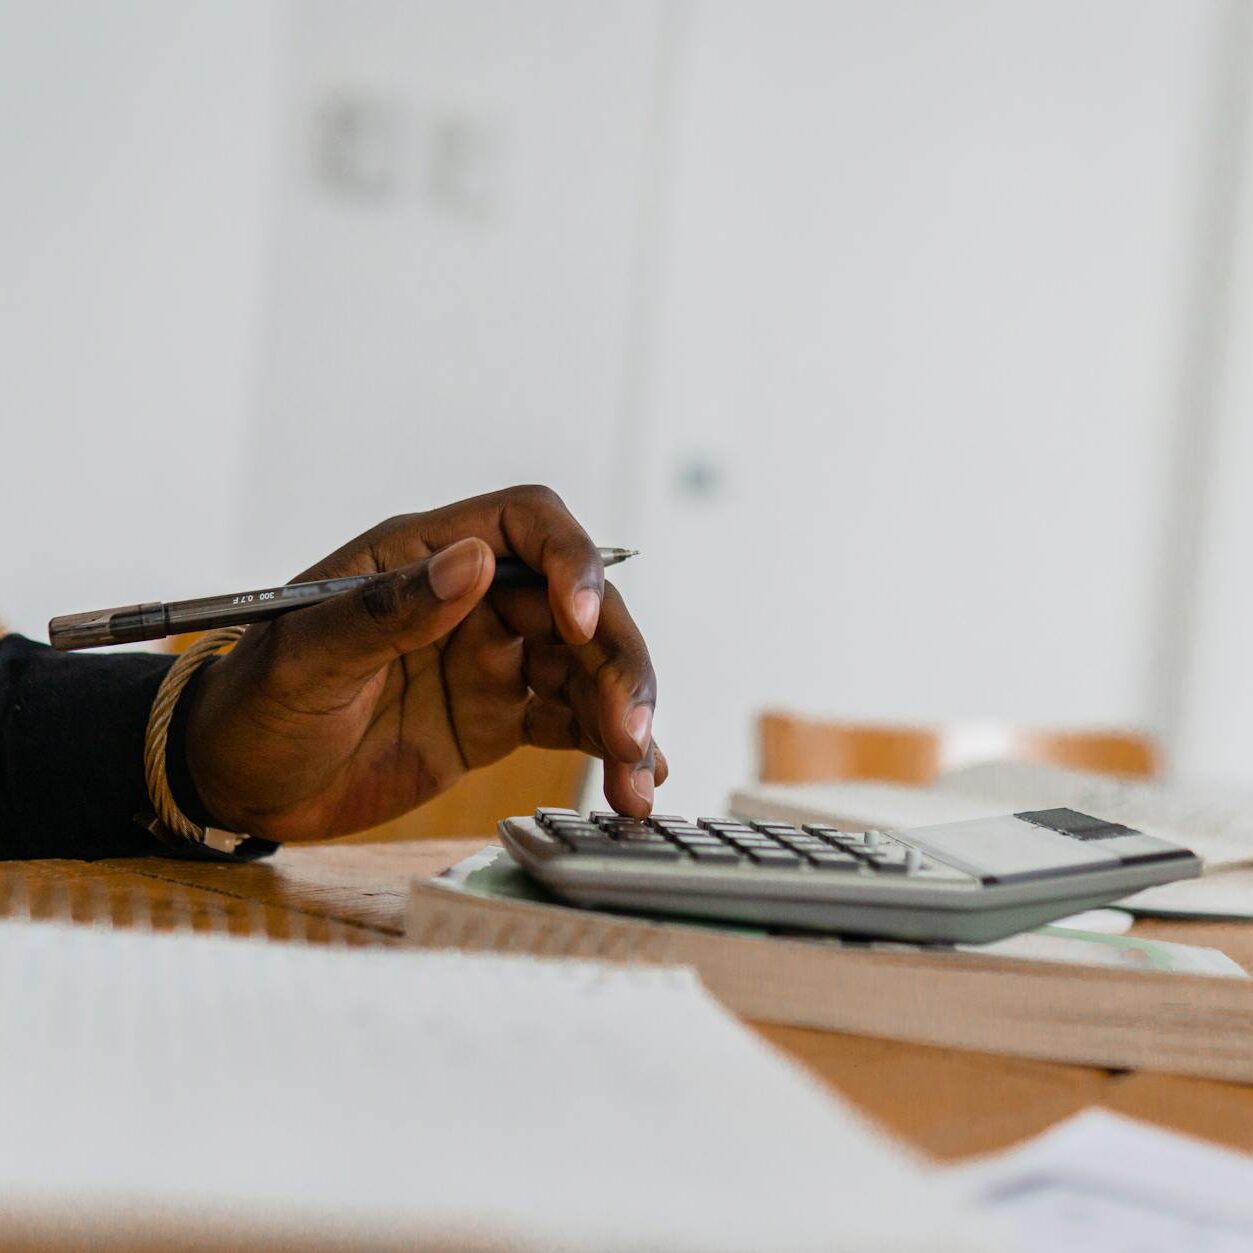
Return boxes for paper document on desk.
[953,1109,1253,1252]
[1125,866,1253,918]
[732,760,1253,917]
[436,846,1245,976]
[0,920,985,1252]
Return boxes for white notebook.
[0,921,983,1251]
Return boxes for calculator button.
[778,834,828,850]
[806,851,863,871]
[862,851,909,874]
[597,820,654,837]
[752,822,802,835]
[563,834,619,852]
[536,807,581,823]
[802,824,845,838]
[586,842,682,860]
[657,823,707,837]
[726,834,779,848]
[688,845,742,864]
[748,848,802,867]
[672,834,724,847]
[615,829,671,844]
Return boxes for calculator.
[497,807,1201,943]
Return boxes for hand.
[182,486,665,842]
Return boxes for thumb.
[266,537,494,692]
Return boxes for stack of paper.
[0,920,982,1251]
[954,1110,1253,1252]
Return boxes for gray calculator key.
[587,842,682,860]
[863,851,910,874]
[564,835,619,852]
[616,829,672,844]
[748,848,802,866]
[688,845,741,864]
[807,851,863,871]
[728,834,779,849]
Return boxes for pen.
[48,547,639,651]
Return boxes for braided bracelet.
[143,626,249,855]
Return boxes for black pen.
[48,547,638,651]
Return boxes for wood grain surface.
[3,839,1251,1164]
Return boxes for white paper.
[963,925,1246,976]
[953,1109,1253,1253]
[1121,866,1253,918]
[0,921,984,1252]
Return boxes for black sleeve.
[0,634,275,862]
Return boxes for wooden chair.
[167,632,587,841]
[338,748,587,842]
[757,711,1160,785]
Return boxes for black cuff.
[0,635,275,863]
[0,635,175,858]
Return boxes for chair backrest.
[757,710,1160,785]
[337,747,588,843]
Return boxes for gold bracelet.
[143,627,248,855]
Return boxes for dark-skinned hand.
[183,486,664,842]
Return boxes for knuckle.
[599,651,656,705]
[360,571,408,627]
[374,513,418,540]
[514,483,565,511]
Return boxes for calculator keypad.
[533,809,941,877]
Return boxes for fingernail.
[572,588,601,640]
[427,539,484,602]
[631,767,654,806]
[624,704,652,757]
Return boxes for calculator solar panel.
[497,807,1200,944]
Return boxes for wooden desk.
[6,840,1252,1163]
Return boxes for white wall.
[235,0,665,582]
[6,1,1251,815]
[631,1,1239,812]
[0,1,282,638]
[1172,4,1253,785]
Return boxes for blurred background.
[3,0,1253,819]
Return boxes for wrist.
[176,654,248,834]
